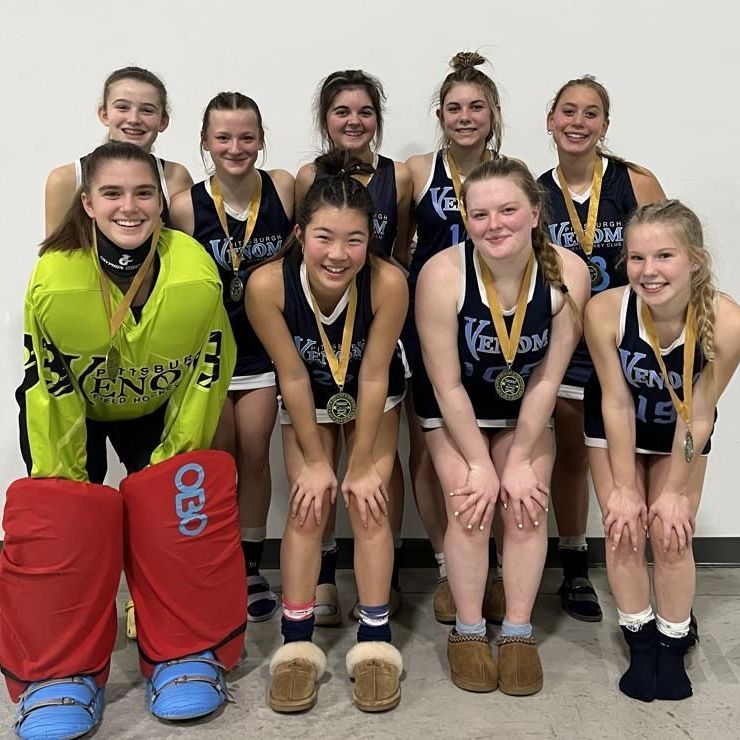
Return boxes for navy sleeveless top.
[367,154,398,258]
[538,157,638,386]
[414,242,553,426]
[279,258,406,418]
[191,170,291,377]
[584,288,713,454]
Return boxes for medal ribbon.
[557,157,604,258]
[307,281,358,391]
[92,221,160,347]
[447,149,490,227]
[640,299,696,436]
[476,251,535,367]
[211,172,262,277]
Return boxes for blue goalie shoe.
[15,676,104,739]
[148,651,227,721]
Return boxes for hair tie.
[559,284,569,294]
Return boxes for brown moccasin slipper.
[346,641,402,712]
[269,642,327,713]
[447,630,498,692]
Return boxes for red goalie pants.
[0,450,247,701]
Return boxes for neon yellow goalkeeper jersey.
[17,228,236,481]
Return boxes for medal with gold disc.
[211,172,262,303]
[476,250,535,401]
[557,157,604,288]
[93,220,161,381]
[307,280,359,424]
[641,298,698,463]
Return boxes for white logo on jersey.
[119,254,134,266]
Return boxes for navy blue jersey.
[367,155,398,258]
[414,242,554,427]
[411,150,467,291]
[584,288,713,454]
[191,170,291,377]
[539,157,638,387]
[77,154,173,226]
[278,258,406,421]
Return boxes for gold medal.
[211,173,262,301]
[557,158,604,279]
[105,345,121,381]
[307,277,358,424]
[588,260,602,287]
[494,368,525,401]
[229,276,244,303]
[326,391,357,424]
[641,299,697,464]
[476,251,535,402]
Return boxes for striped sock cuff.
[282,598,315,621]
[358,603,390,628]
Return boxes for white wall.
[1,0,738,537]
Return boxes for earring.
[547,129,553,135]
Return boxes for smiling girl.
[170,92,294,622]
[585,200,740,701]
[1,141,244,737]
[45,66,192,234]
[538,76,666,622]
[406,52,506,625]
[295,70,413,624]
[248,150,408,714]
[415,156,589,695]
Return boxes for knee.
[349,510,392,543]
[502,516,546,545]
[651,539,693,569]
[446,520,491,544]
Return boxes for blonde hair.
[625,200,717,362]
[461,156,580,325]
[437,52,503,154]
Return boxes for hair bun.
[450,51,487,71]
[314,149,375,183]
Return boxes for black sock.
[318,547,338,585]
[656,633,693,700]
[489,537,498,569]
[242,540,264,577]
[391,545,401,592]
[560,548,589,580]
[281,615,315,644]
[619,621,657,702]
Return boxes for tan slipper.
[497,635,543,696]
[433,578,456,624]
[447,630,498,692]
[314,583,342,627]
[269,642,326,713]
[346,641,402,712]
[124,599,137,640]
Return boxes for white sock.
[617,606,654,632]
[656,613,691,639]
[435,552,446,580]
[559,534,587,551]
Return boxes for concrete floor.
[3,567,739,739]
